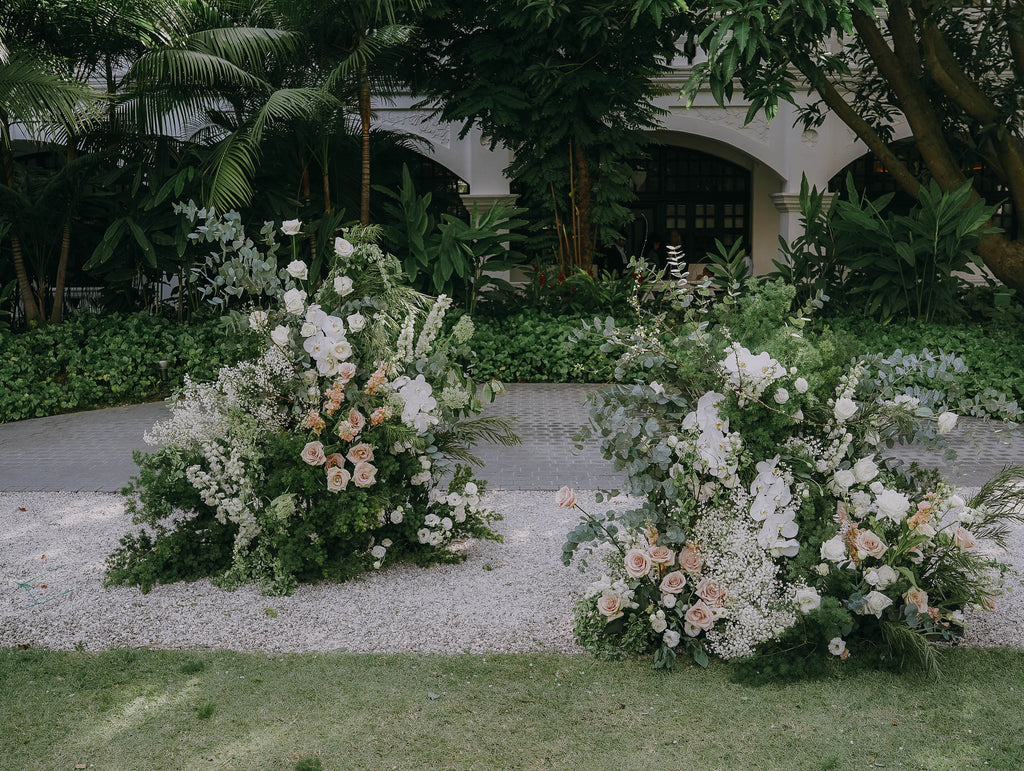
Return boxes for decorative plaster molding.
[460,193,518,211]
[375,108,453,148]
[771,192,836,213]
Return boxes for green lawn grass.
[2,647,1023,770]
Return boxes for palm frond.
[187,26,299,65]
[448,416,522,448]
[126,48,269,93]
[880,621,941,678]
[0,55,105,137]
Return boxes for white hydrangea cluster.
[718,343,786,402]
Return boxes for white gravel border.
[2,491,1021,652]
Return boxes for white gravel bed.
[1,491,1021,653]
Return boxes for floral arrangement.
[562,261,1022,674]
[108,214,516,595]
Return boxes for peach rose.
[347,442,375,464]
[659,571,687,595]
[300,441,326,466]
[326,466,351,492]
[352,461,377,487]
[854,530,887,560]
[624,549,652,579]
[597,593,625,621]
[348,409,366,432]
[683,600,716,635]
[325,453,345,469]
[953,527,976,551]
[649,545,675,565]
[695,578,727,607]
[555,486,578,509]
[678,544,704,575]
[903,586,929,614]
[336,361,357,384]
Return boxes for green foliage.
[0,313,252,423]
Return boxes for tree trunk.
[51,138,77,323]
[573,144,596,273]
[0,124,44,325]
[978,234,1024,294]
[359,64,372,226]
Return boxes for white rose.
[834,398,858,421]
[334,275,354,296]
[334,237,354,258]
[346,313,366,332]
[828,637,846,656]
[283,288,307,315]
[281,218,302,236]
[794,377,809,394]
[937,411,958,435]
[853,457,878,483]
[248,310,268,330]
[286,260,308,280]
[774,388,790,405]
[864,564,899,589]
[300,321,318,338]
[371,545,386,559]
[861,590,894,618]
[661,593,677,609]
[794,587,821,613]
[875,488,911,523]
[270,325,290,347]
[464,482,478,496]
[663,629,681,648]
[820,535,848,563]
[833,469,856,490]
[650,614,668,634]
[390,509,403,524]
[869,481,884,495]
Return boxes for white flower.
[834,398,857,422]
[853,457,878,483]
[820,535,847,563]
[334,237,354,258]
[650,381,665,395]
[390,509,403,524]
[875,488,911,523]
[774,388,790,405]
[650,614,668,634]
[791,409,804,422]
[371,545,386,559]
[248,310,268,330]
[286,260,308,280]
[334,275,354,296]
[794,377,809,393]
[346,313,366,333]
[864,565,898,589]
[281,218,302,235]
[869,481,884,495]
[283,288,307,315]
[270,325,290,346]
[833,469,856,490]
[937,411,958,435]
[860,590,894,618]
[794,587,821,613]
[828,637,846,656]
[661,593,677,609]
[464,482,478,496]
[300,321,318,338]
[663,629,681,648]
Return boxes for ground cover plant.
[562,261,1023,675]
[107,217,515,595]
[2,647,1023,770]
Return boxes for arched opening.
[627,145,752,267]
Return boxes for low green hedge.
[2,306,1021,424]
[0,314,250,423]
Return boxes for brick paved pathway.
[1,385,1022,492]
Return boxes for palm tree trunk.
[573,143,596,273]
[51,138,77,323]
[0,122,44,325]
[359,64,372,226]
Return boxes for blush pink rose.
[348,409,366,432]
[684,600,716,635]
[953,527,977,550]
[659,571,687,595]
[346,442,374,464]
[300,441,326,466]
[325,453,345,469]
[854,530,887,560]
[596,594,625,621]
[624,548,653,579]
[352,461,377,487]
[678,544,704,575]
[903,586,929,614]
[336,361,357,383]
[555,486,578,509]
[695,578,727,607]
[649,545,675,565]
[326,466,351,492]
